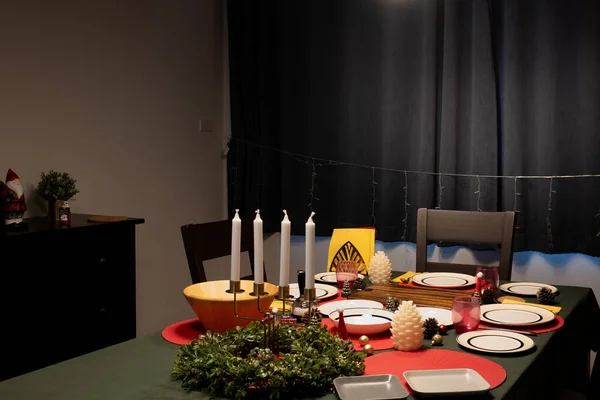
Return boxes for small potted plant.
[36,170,79,221]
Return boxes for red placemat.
[479,314,564,334]
[162,318,206,345]
[321,318,394,350]
[365,349,506,392]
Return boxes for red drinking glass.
[452,296,481,334]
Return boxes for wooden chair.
[416,208,516,281]
[181,219,267,284]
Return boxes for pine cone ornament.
[423,317,439,339]
[386,295,399,312]
[480,288,497,304]
[391,300,424,351]
[369,251,392,285]
[301,308,322,326]
[342,280,352,298]
[354,277,367,290]
[537,286,555,304]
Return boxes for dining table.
[1,274,599,399]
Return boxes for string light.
[546,178,557,249]
[474,175,483,212]
[513,177,522,230]
[436,174,445,210]
[372,167,378,227]
[307,158,319,212]
[230,137,600,180]
[229,138,599,248]
[402,171,410,241]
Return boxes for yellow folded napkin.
[500,299,562,314]
[392,271,421,283]
[269,299,285,310]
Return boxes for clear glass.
[452,296,481,334]
[336,260,358,289]
[476,265,500,296]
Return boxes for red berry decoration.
[438,324,448,335]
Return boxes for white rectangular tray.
[334,374,409,400]
[403,368,490,397]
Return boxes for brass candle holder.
[276,285,293,315]
[228,280,281,352]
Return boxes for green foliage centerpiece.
[36,170,79,201]
[36,170,79,221]
[172,321,366,399]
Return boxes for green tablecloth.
[1,284,598,399]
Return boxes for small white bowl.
[329,308,395,336]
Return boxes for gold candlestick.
[227,280,244,294]
[304,287,316,302]
[277,285,292,314]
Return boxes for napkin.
[392,271,421,283]
[269,299,285,311]
[500,299,562,314]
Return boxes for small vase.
[45,200,64,222]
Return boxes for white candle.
[253,209,264,285]
[305,212,315,290]
[230,209,241,281]
[279,210,291,287]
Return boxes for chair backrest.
[181,219,266,284]
[416,208,516,281]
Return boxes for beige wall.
[0,0,227,335]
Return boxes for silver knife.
[477,326,537,336]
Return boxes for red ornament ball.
[438,324,448,335]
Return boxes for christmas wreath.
[172,321,366,399]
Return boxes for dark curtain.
[227,0,600,256]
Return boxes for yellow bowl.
[183,280,278,332]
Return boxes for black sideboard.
[0,214,144,382]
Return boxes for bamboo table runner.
[348,284,470,309]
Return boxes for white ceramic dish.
[457,329,536,354]
[499,282,558,296]
[289,283,338,301]
[480,303,555,327]
[334,374,409,400]
[412,272,476,288]
[319,299,384,316]
[329,308,395,336]
[417,307,453,326]
[403,368,490,397]
[315,271,365,285]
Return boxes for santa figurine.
[1,169,27,226]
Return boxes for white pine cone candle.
[390,300,424,351]
[369,251,392,285]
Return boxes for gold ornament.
[359,335,370,346]
[363,343,375,355]
[369,251,392,285]
[390,300,424,352]
[431,334,443,346]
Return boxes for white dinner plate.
[412,272,476,288]
[319,299,384,316]
[289,283,338,301]
[329,308,395,336]
[480,303,555,327]
[416,307,453,326]
[499,282,559,296]
[403,368,490,396]
[457,330,535,354]
[315,272,365,285]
